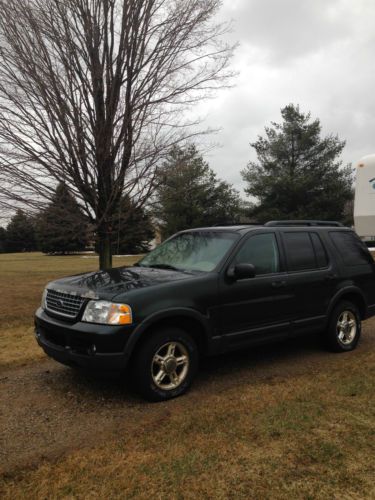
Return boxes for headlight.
[82,300,133,325]
[41,288,48,309]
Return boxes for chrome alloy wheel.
[151,341,189,390]
[336,310,357,345]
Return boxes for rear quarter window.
[329,231,372,266]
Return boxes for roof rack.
[265,220,344,227]
[211,222,263,226]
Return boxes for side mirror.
[227,263,256,280]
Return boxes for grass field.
[1,252,375,499]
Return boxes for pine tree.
[110,196,154,255]
[0,226,7,253]
[155,145,243,238]
[6,209,37,252]
[241,104,353,222]
[36,183,89,254]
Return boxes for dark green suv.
[35,221,375,401]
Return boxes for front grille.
[45,289,85,318]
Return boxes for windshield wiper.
[147,263,181,271]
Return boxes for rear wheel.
[326,301,361,352]
[131,327,198,402]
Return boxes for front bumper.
[35,307,134,372]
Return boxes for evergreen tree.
[36,183,89,254]
[241,104,353,222]
[6,209,37,252]
[155,145,243,238]
[0,226,7,253]
[110,196,154,255]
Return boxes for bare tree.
[0,0,234,268]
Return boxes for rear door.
[219,231,293,348]
[280,230,339,334]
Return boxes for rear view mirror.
[227,263,256,280]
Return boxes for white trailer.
[354,154,375,240]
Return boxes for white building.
[354,154,375,240]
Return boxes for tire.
[326,301,361,352]
[130,327,198,402]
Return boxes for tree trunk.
[98,229,112,270]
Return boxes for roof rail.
[211,222,262,226]
[265,220,344,227]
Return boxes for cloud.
[198,0,375,194]
[221,0,360,64]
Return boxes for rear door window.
[283,232,316,271]
[310,233,329,268]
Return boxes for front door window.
[234,233,280,275]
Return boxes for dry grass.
[0,252,140,370]
[1,337,375,499]
[0,252,374,498]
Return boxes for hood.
[47,266,195,300]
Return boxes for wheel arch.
[123,308,212,367]
[327,287,367,320]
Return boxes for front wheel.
[130,327,198,402]
[326,301,361,352]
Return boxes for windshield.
[138,231,239,272]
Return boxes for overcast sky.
[198,0,375,193]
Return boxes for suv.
[35,221,375,401]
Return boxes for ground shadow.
[48,332,327,401]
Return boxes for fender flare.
[122,308,213,367]
[326,286,368,320]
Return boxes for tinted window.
[234,233,279,275]
[283,232,316,271]
[329,231,372,266]
[311,233,329,268]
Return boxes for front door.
[219,231,293,348]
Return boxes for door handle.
[271,280,287,288]
[325,273,336,281]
